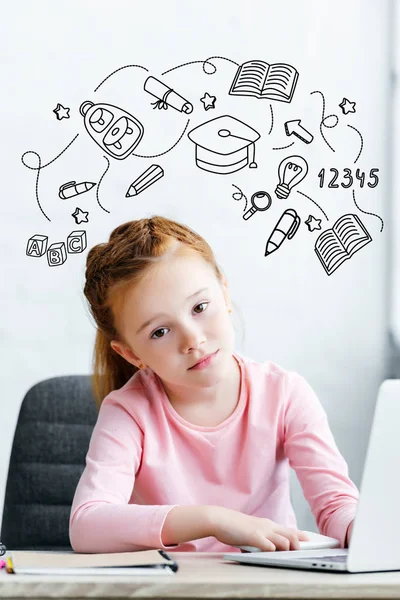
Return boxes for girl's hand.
[209,506,309,551]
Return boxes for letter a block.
[47,242,67,266]
[26,234,48,257]
[67,230,87,254]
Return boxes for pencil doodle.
[125,165,164,197]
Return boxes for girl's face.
[111,252,235,390]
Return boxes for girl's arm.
[69,397,192,553]
[282,373,359,549]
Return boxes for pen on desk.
[264,208,301,256]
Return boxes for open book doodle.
[229,60,299,103]
[315,213,372,276]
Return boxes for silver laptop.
[223,379,400,573]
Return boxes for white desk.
[2,552,400,599]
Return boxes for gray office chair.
[0,376,97,550]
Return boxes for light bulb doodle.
[243,191,272,221]
[275,155,308,199]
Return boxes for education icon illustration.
[19,54,382,280]
[26,231,87,267]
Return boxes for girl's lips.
[189,350,218,370]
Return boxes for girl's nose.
[180,323,206,352]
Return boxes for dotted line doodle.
[268,104,274,135]
[161,56,240,77]
[21,133,80,222]
[96,156,111,214]
[94,65,149,93]
[231,184,248,213]
[297,190,329,221]
[310,90,338,153]
[272,142,294,151]
[352,189,383,232]
[132,119,190,158]
[347,124,364,164]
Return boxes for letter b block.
[67,230,87,254]
[47,242,67,266]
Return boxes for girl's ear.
[110,340,142,367]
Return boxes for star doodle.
[339,98,356,115]
[72,207,89,224]
[53,103,70,120]
[305,215,322,232]
[200,92,217,111]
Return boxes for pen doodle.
[352,189,384,232]
[296,191,329,221]
[59,180,96,200]
[264,209,301,257]
[310,90,339,152]
[21,133,80,222]
[231,184,249,213]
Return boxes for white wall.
[0,0,391,533]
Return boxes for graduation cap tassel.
[248,141,257,168]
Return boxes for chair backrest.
[1,376,97,550]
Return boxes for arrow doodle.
[284,119,314,144]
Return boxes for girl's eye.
[151,327,169,339]
[193,302,209,314]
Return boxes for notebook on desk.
[5,549,178,575]
[224,380,400,573]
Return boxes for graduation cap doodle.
[187,115,260,175]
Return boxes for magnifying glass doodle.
[243,191,272,220]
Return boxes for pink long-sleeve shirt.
[69,353,359,553]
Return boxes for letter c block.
[67,230,87,254]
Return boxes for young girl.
[69,215,359,554]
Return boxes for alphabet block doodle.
[26,234,48,257]
[47,242,67,267]
[67,230,87,254]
